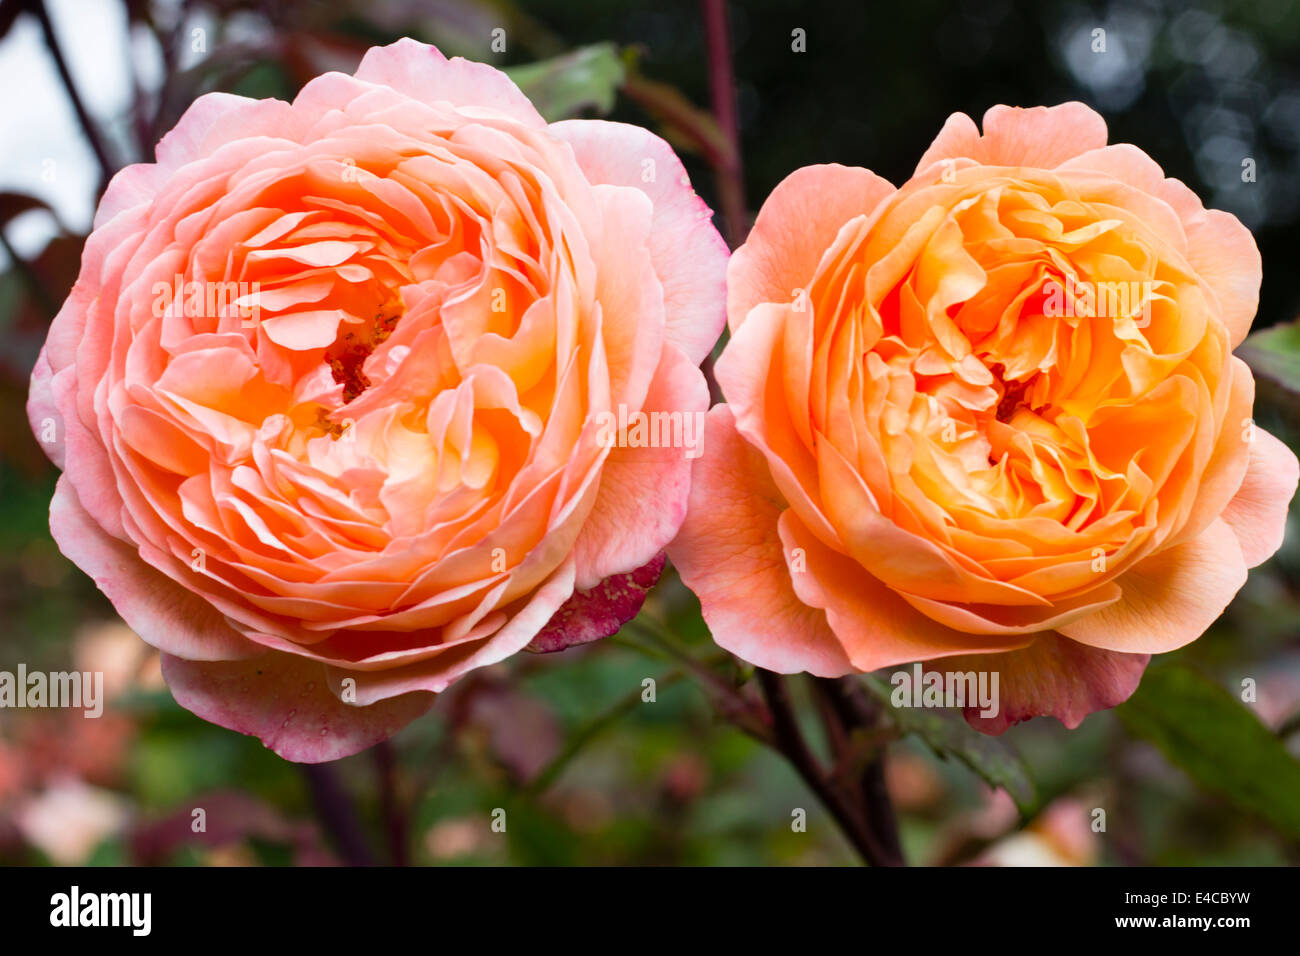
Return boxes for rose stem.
[755,669,899,865]
[700,0,747,251]
[301,763,377,867]
[32,0,118,191]
[372,740,409,866]
[813,677,906,866]
[699,0,744,404]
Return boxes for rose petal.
[726,163,895,331]
[916,102,1109,173]
[26,346,63,468]
[1058,517,1248,653]
[667,406,853,677]
[572,342,707,588]
[354,37,544,127]
[49,476,262,661]
[1222,426,1300,567]
[1058,144,1262,346]
[161,652,433,763]
[778,510,1033,671]
[550,119,729,365]
[932,635,1149,735]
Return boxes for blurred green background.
[1,0,1299,866]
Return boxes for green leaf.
[1239,318,1300,393]
[505,44,625,122]
[862,676,1039,816]
[1116,662,1300,838]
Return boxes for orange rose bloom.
[670,103,1297,732]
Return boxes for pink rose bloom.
[669,103,1297,732]
[28,39,726,761]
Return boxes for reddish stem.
[700,0,747,249]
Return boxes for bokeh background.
[1,0,1299,866]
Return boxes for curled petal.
[528,552,666,653]
[1222,427,1300,567]
[726,163,895,331]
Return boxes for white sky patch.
[0,0,147,256]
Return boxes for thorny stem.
[756,669,903,866]
[815,677,906,865]
[301,762,376,867]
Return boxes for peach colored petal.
[50,476,262,661]
[666,406,853,677]
[898,582,1122,637]
[1058,518,1247,653]
[915,102,1109,173]
[715,302,834,538]
[153,91,296,178]
[1222,427,1299,567]
[161,652,433,762]
[1058,144,1261,346]
[93,163,166,229]
[588,183,665,414]
[1184,209,1261,348]
[25,346,62,468]
[726,164,895,331]
[778,510,1033,671]
[1169,355,1255,548]
[323,556,578,703]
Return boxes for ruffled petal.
[354,37,545,126]
[1058,518,1247,652]
[550,119,728,364]
[726,164,894,331]
[916,102,1109,172]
